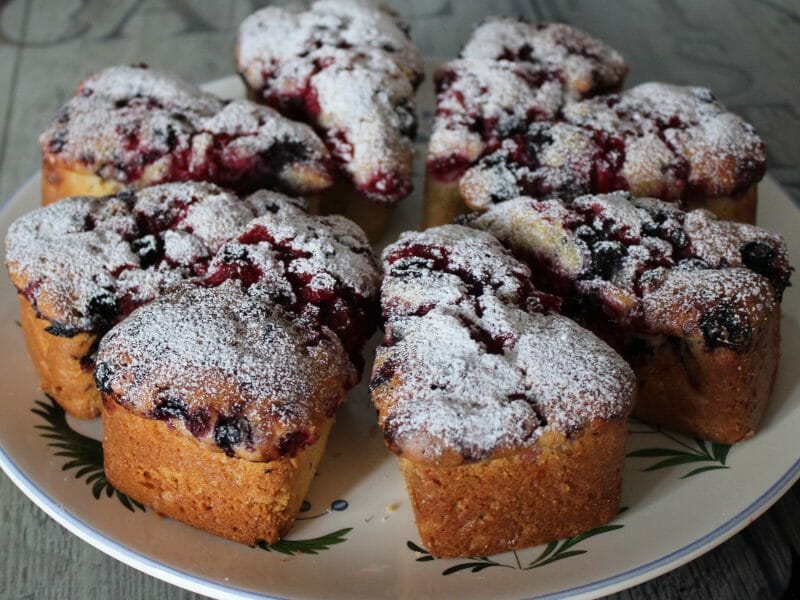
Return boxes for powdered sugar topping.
[427,19,626,181]
[40,65,333,195]
[371,225,634,465]
[460,83,765,209]
[5,182,306,333]
[466,192,790,347]
[236,0,423,203]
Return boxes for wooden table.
[1,1,798,598]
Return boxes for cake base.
[400,419,627,558]
[685,185,758,225]
[42,158,121,205]
[421,176,465,229]
[18,297,100,419]
[102,398,334,545]
[312,180,393,243]
[423,176,759,227]
[630,302,780,444]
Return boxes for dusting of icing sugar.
[460,19,627,93]
[96,279,356,462]
[236,0,423,204]
[466,192,790,344]
[461,82,766,209]
[95,198,381,460]
[371,225,634,465]
[40,65,333,195]
[427,19,626,181]
[5,182,303,332]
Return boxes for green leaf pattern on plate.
[409,508,628,576]
[257,528,352,555]
[32,396,351,553]
[31,397,145,512]
[627,419,732,478]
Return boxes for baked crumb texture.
[425,18,765,226]
[236,0,424,206]
[39,65,335,205]
[90,182,380,543]
[465,192,792,443]
[371,225,635,557]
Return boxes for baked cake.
[39,65,334,205]
[5,182,307,418]
[95,196,381,544]
[236,0,424,239]
[426,19,765,227]
[465,192,791,443]
[370,225,635,557]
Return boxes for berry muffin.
[236,0,424,240]
[371,225,635,557]
[424,18,627,227]
[39,65,334,205]
[426,18,765,227]
[465,192,791,443]
[95,198,381,544]
[5,182,306,418]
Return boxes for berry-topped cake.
[424,18,627,227]
[425,18,766,227]
[465,192,791,443]
[236,0,424,239]
[371,225,635,557]
[95,193,381,545]
[5,182,307,418]
[39,65,334,205]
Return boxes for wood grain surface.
[0,1,798,598]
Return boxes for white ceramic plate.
[1,76,799,600]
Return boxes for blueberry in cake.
[39,65,334,205]
[465,192,791,443]
[371,225,635,557]
[426,18,766,227]
[236,0,424,239]
[5,182,307,418]
[95,197,381,544]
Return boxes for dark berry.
[94,362,114,394]
[44,321,80,338]
[300,500,311,512]
[153,392,188,420]
[130,235,161,268]
[214,417,251,455]
[277,430,309,456]
[592,241,626,279]
[740,240,775,277]
[699,302,751,352]
[574,225,597,245]
[87,292,118,326]
[668,228,689,250]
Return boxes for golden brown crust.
[685,185,758,225]
[424,178,759,228]
[42,157,121,206]
[421,177,465,229]
[102,397,333,545]
[631,301,780,443]
[18,297,99,419]
[401,418,627,558]
[313,180,393,243]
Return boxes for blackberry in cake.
[371,225,635,557]
[465,192,791,443]
[39,65,334,205]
